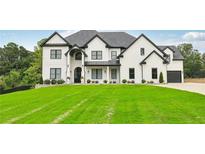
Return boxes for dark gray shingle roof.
[65,30,135,48]
[64,30,183,60]
[158,45,184,60]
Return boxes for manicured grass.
[0,85,205,124]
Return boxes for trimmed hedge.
[0,85,32,94]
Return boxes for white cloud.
[59,30,78,37]
[182,32,205,41]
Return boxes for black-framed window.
[91,51,102,60]
[50,49,62,59]
[152,68,158,79]
[129,68,135,79]
[111,69,117,79]
[75,52,82,60]
[50,68,61,80]
[111,51,117,60]
[140,48,145,56]
[92,69,102,79]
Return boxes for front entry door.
[74,67,82,83]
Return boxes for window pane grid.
[111,51,117,60]
[92,69,102,79]
[91,51,102,60]
[152,68,158,79]
[50,68,61,80]
[111,69,117,79]
[50,50,62,59]
[129,68,135,79]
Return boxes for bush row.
[44,79,65,85]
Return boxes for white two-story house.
[41,30,184,84]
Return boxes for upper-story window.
[91,51,102,60]
[75,52,82,60]
[111,51,117,60]
[140,48,145,56]
[50,49,62,59]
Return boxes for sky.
[0,30,205,53]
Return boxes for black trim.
[118,33,167,58]
[82,34,111,48]
[43,44,69,47]
[65,44,88,57]
[41,31,71,47]
[140,50,168,65]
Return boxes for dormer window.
[166,54,171,62]
[75,52,82,60]
[50,49,62,59]
[140,48,145,56]
[111,51,117,60]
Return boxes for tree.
[22,39,46,85]
[4,70,21,88]
[0,42,33,76]
[159,72,164,83]
[178,44,203,78]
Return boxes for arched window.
[75,52,82,60]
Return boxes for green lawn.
[0,85,205,124]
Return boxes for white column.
[67,55,71,84]
[81,53,85,83]
[107,66,110,83]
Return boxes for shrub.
[39,76,43,84]
[149,81,154,84]
[131,80,135,84]
[122,79,127,84]
[44,79,50,84]
[113,81,116,84]
[127,80,131,83]
[142,79,146,83]
[109,81,112,84]
[57,79,65,84]
[87,79,91,84]
[51,79,57,84]
[92,81,95,84]
[95,81,99,84]
[159,72,164,83]
[103,80,108,83]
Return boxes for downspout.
[141,64,143,83]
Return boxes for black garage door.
[167,71,182,83]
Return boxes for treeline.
[178,44,205,78]
[0,39,45,91]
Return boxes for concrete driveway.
[156,83,205,95]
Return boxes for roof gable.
[41,32,70,47]
[140,50,168,65]
[158,45,184,60]
[118,34,167,57]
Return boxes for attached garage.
[167,71,182,83]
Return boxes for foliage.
[103,80,108,83]
[44,79,50,84]
[87,79,91,84]
[159,72,164,83]
[122,79,127,83]
[57,79,65,84]
[141,79,146,83]
[51,79,57,84]
[3,70,21,88]
[178,44,204,78]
